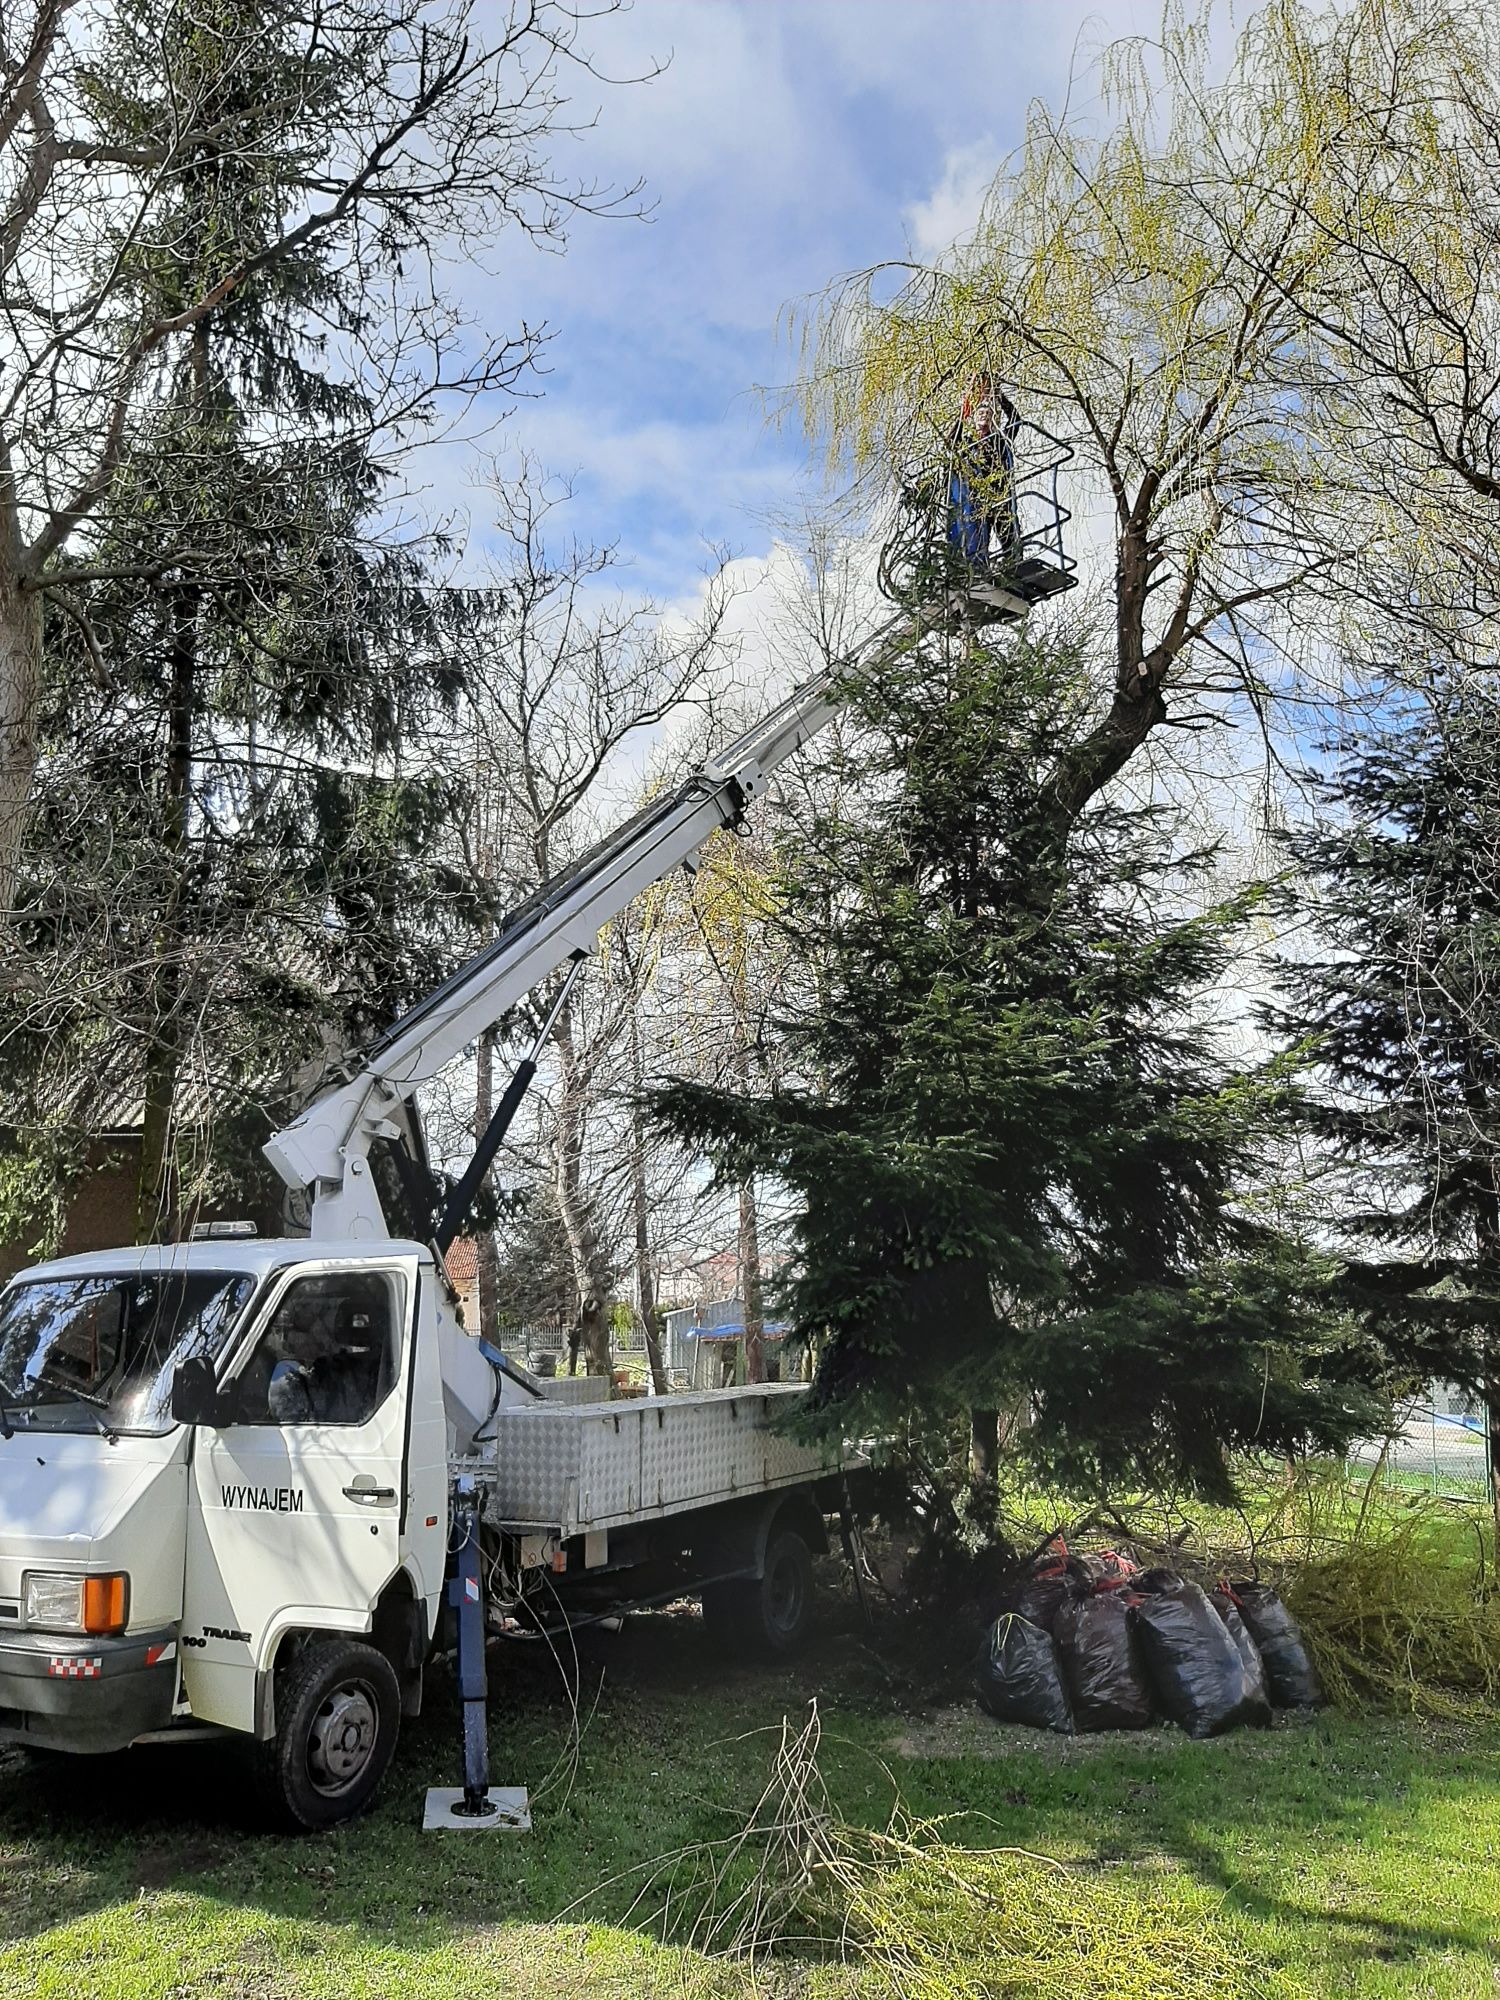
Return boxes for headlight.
[23,1571,129,1636]
[22,1572,82,1632]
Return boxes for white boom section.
[264,612,913,1243]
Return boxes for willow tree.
[653,5,1420,1476]
[1222,0,1500,646]
[799,6,1362,827]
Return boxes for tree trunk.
[635,1205,667,1395]
[970,1407,1000,1486]
[135,575,198,1241]
[1037,514,1175,835]
[1477,1190,1500,1545]
[135,318,212,1242]
[725,994,768,1385]
[739,1177,765,1385]
[552,995,613,1376]
[628,1013,668,1394]
[472,1025,500,1340]
[0,564,42,917]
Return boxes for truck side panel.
[475,1385,838,1537]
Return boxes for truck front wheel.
[702,1528,814,1659]
[251,1638,401,1830]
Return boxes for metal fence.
[489,1321,571,1367]
[1346,1382,1493,1505]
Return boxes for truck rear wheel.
[702,1528,814,1659]
[251,1638,400,1831]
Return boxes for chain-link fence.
[1347,1382,1493,1505]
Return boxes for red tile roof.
[444,1238,479,1286]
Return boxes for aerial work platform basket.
[878,407,1078,631]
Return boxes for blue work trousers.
[947,472,992,566]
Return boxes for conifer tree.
[0,2,485,1242]
[651,634,1382,1499]
[0,0,627,900]
[1273,684,1500,1513]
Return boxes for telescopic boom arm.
[263,612,914,1242]
[264,401,1080,1249]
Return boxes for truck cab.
[0,1238,458,1820]
[0,1233,844,1831]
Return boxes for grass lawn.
[1,1583,1497,1998]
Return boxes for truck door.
[182,1257,420,1732]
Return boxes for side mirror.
[170,1356,218,1426]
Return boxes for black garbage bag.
[991,1555,1090,1635]
[1130,1577,1252,1738]
[1231,1581,1324,1708]
[1055,1588,1154,1731]
[976,1612,1075,1733]
[1015,1568,1087,1634]
[1135,1565,1185,1594]
[1209,1587,1272,1728]
[1088,1549,1142,1585]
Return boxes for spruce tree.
[1272,683,1500,1511]
[651,634,1382,1500]
[0,2,480,1243]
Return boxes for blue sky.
[433,0,1163,606]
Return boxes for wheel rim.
[767,1551,805,1636]
[306,1680,379,1797]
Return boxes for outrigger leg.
[423,1474,531,1831]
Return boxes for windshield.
[0,1270,257,1436]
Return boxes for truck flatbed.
[468,1383,839,1537]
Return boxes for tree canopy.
[1273,683,1500,1416]
[652,630,1383,1498]
[0,0,638,906]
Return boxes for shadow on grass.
[1175,1825,1499,1975]
[887,1701,1500,1977]
[0,1599,868,1955]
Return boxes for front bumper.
[0,1627,178,1754]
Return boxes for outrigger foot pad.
[422,1785,531,1832]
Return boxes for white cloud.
[410,0,1213,618]
[563,2,811,195]
[902,139,1001,262]
[496,405,784,512]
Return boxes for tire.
[702,1528,814,1660]
[250,1638,400,1831]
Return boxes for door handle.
[343,1483,397,1503]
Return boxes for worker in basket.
[946,373,1022,582]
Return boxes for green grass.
[5,1459,1500,2000]
[2,1580,1498,1999]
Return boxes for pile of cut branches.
[1284,1504,1500,1720]
[590,1704,1261,2000]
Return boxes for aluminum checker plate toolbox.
[473,1384,837,1534]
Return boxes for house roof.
[445,1238,479,1287]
